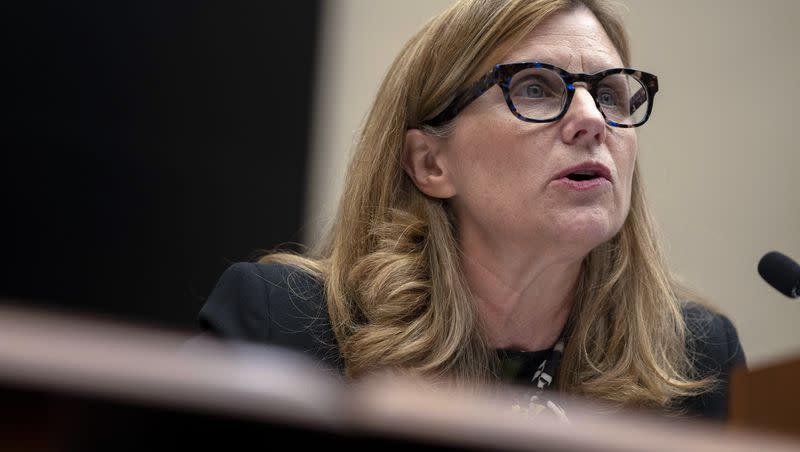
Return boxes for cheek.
[612,130,637,183]
[448,120,521,189]
[613,131,638,214]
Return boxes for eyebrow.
[503,45,622,73]
[499,57,622,75]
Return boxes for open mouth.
[554,163,612,185]
[566,170,601,181]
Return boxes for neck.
[460,235,583,352]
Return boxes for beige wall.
[304,0,453,244]
[306,0,800,367]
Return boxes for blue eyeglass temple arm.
[629,87,647,115]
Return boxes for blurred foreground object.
[0,303,797,451]
[730,355,800,438]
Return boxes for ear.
[402,128,456,199]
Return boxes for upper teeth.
[573,170,597,175]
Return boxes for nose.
[560,87,607,146]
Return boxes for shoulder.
[681,302,746,372]
[197,262,341,368]
[679,301,747,420]
[209,261,324,306]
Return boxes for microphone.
[758,251,800,298]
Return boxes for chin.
[553,213,623,252]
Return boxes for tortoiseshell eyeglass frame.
[424,62,658,128]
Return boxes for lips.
[553,162,613,183]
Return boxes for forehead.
[501,7,623,73]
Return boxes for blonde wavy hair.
[263,0,711,410]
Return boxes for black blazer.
[198,262,747,420]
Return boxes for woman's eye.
[510,75,556,99]
[597,91,617,107]
[525,83,545,98]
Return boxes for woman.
[198,0,745,420]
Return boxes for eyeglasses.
[425,62,658,128]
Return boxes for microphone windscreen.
[758,251,800,298]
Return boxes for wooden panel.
[730,358,800,437]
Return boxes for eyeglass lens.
[507,68,649,125]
